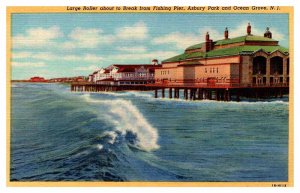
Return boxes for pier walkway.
[70,82,289,102]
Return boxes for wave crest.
[83,94,159,151]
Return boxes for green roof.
[163,52,205,63]
[185,35,277,51]
[185,43,204,51]
[163,45,288,63]
[207,45,288,57]
[214,35,277,46]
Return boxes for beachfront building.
[88,60,161,85]
[155,23,289,88]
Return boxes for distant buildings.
[48,76,86,83]
[155,23,289,88]
[21,76,87,83]
[29,76,46,82]
[88,59,161,85]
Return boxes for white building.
[88,61,161,85]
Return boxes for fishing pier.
[71,82,289,102]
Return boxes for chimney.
[224,27,229,39]
[264,27,272,39]
[205,32,210,41]
[247,23,251,35]
[204,32,213,52]
[152,59,158,65]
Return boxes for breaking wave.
[82,94,159,151]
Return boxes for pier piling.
[184,89,188,100]
[169,88,172,99]
[154,89,158,98]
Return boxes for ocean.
[10,83,289,182]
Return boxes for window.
[205,68,207,73]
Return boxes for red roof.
[29,76,46,82]
[111,64,162,73]
[97,78,115,82]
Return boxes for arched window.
[270,56,283,75]
[253,56,267,75]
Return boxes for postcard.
[6,6,294,187]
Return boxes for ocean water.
[10,83,289,182]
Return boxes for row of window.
[119,81,154,85]
[252,77,289,84]
[205,67,219,73]
[158,67,228,76]
[156,77,228,82]
[161,70,170,75]
[160,68,220,75]
[124,73,153,77]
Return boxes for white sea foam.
[147,95,288,106]
[93,91,152,98]
[103,131,118,144]
[96,144,103,150]
[82,94,159,151]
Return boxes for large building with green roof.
[155,23,289,88]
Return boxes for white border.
[1,1,299,193]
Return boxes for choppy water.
[10,83,289,182]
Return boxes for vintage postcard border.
[6,6,294,187]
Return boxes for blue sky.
[11,13,289,79]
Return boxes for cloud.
[62,27,115,49]
[216,22,285,41]
[12,22,149,51]
[74,64,101,72]
[116,21,148,40]
[62,54,104,62]
[153,22,286,50]
[109,51,178,62]
[12,61,46,67]
[11,52,32,59]
[199,27,224,41]
[12,51,56,60]
[13,26,63,48]
[152,32,200,49]
[116,46,147,53]
[64,22,148,49]
[12,51,104,63]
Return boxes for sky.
[11,13,289,80]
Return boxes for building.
[29,76,46,82]
[155,23,289,88]
[88,60,161,85]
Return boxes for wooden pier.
[149,84,289,102]
[70,83,155,92]
[71,83,289,102]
